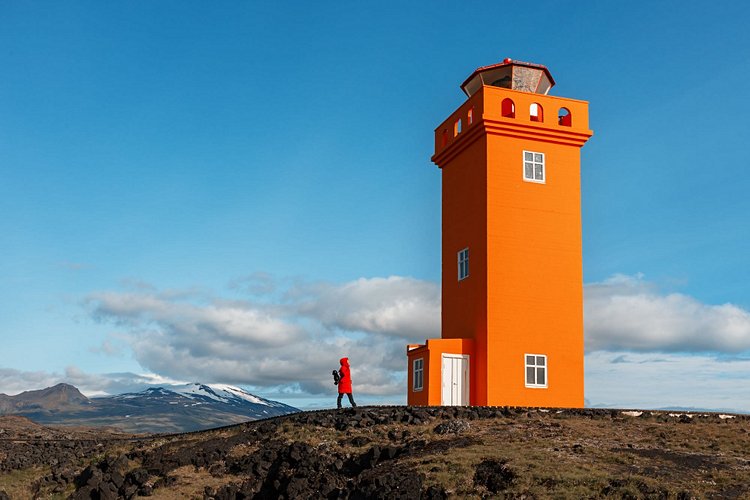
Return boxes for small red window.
[558,107,572,126]
[502,98,515,118]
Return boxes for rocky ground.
[1,407,749,499]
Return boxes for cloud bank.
[585,274,750,353]
[85,276,440,398]
[4,272,750,411]
[583,274,750,412]
[0,367,182,398]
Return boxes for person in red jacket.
[336,357,357,408]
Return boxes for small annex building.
[407,59,593,408]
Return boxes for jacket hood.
[339,357,349,367]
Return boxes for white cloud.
[0,368,62,396]
[293,276,440,340]
[84,276,439,398]
[585,274,750,353]
[90,292,304,348]
[583,274,750,411]
[0,367,185,398]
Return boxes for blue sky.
[2,1,750,411]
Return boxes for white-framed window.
[523,151,545,183]
[457,247,469,281]
[413,358,424,392]
[525,354,547,388]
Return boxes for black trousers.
[337,393,356,408]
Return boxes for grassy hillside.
[1,407,749,498]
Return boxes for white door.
[441,354,469,406]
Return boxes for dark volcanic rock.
[351,466,424,499]
[7,406,749,499]
[474,458,516,493]
[349,435,372,447]
[433,419,470,435]
[224,439,348,499]
[423,484,449,499]
[70,454,141,500]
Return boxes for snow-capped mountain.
[168,383,291,409]
[0,383,298,434]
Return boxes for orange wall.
[485,122,584,407]
[407,339,474,405]
[432,85,591,408]
[406,345,430,406]
[440,133,489,405]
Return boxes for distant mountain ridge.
[0,382,298,434]
[0,383,89,413]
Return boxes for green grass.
[0,466,48,498]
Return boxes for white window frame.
[523,150,545,184]
[413,358,424,392]
[524,353,548,388]
[457,247,469,281]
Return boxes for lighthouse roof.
[460,58,556,97]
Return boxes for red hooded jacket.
[338,357,352,394]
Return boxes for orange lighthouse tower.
[407,59,592,407]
